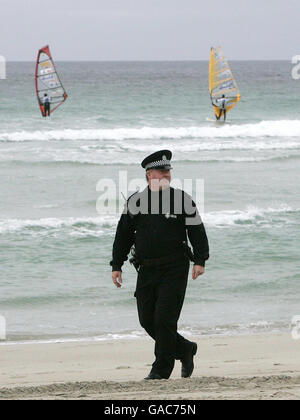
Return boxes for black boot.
[144,372,164,380]
[181,342,198,378]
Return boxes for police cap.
[141,150,173,171]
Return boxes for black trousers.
[135,258,193,379]
[44,103,50,117]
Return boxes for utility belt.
[129,241,194,272]
[140,252,186,267]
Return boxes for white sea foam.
[1,120,300,142]
[0,322,288,346]
[0,216,117,235]
[203,205,294,227]
[0,205,296,235]
[0,331,147,346]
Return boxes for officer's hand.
[192,265,205,280]
[112,271,123,288]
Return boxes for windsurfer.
[209,47,240,122]
[216,95,228,121]
[43,93,51,117]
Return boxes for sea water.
[0,61,299,344]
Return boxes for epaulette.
[124,191,140,218]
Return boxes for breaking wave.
[0,205,297,236]
[1,120,300,142]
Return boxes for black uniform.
[110,186,209,379]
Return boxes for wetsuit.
[216,97,228,121]
[43,96,51,117]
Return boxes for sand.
[1,333,300,400]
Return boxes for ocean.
[0,61,299,344]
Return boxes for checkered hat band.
[145,159,171,170]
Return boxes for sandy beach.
[0,333,300,400]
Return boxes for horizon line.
[5,58,291,63]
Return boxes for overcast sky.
[0,0,299,61]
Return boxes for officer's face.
[147,169,171,191]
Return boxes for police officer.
[110,150,209,380]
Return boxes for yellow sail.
[209,47,240,118]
